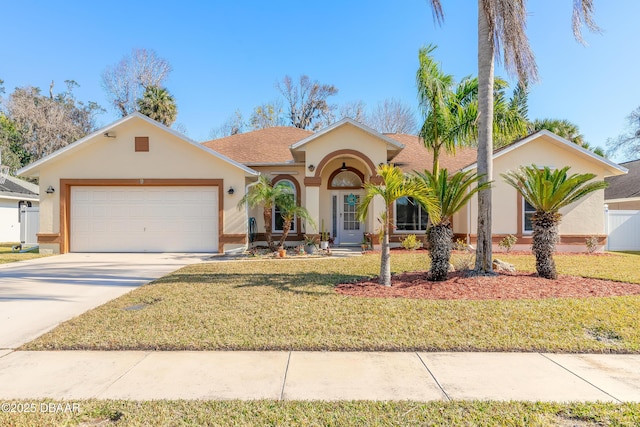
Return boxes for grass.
[0,242,47,264]
[23,252,640,353]
[0,400,638,426]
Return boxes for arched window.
[272,178,297,233]
[328,168,364,189]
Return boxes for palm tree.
[416,45,477,176]
[137,85,178,126]
[530,118,606,157]
[416,169,490,281]
[425,0,600,274]
[502,165,607,279]
[275,192,315,249]
[237,175,291,251]
[358,164,439,286]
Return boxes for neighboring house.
[17,114,626,254]
[0,175,39,243]
[605,159,640,210]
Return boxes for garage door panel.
[71,186,218,252]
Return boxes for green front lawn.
[0,243,47,264]
[23,252,640,352]
[1,400,639,427]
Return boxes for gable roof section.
[289,118,405,155]
[0,175,39,200]
[605,158,640,201]
[18,112,259,177]
[203,127,313,165]
[462,130,628,177]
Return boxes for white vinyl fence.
[20,206,39,246]
[606,209,640,251]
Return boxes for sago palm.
[416,169,489,281]
[502,165,607,279]
[237,175,291,251]
[358,164,439,286]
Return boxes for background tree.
[607,106,640,160]
[237,175,292,251]
[277,75,338,130]
[137,85,178,126]
[101,48,172,117]
[339,100,367,124]
[416,169,489,281]
[492,80,529,147]
[531,118,605,156]
[358,164,438,286]
[210,110,245,138]
[0,114,28,173]
[502,165,607,279]
[367,98,418,134]
[249,101,285,130]
[2,81,103,166]
[425,0,600,274]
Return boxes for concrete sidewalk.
[0,350,638,401]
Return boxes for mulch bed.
[336,271,640,300]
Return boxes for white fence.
[606,209,640,251]
[20,206,39,246]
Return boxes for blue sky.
[2,0,639,161]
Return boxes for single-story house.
[605,159,640,210]
[18,113,627,254]
[0,175,39,243]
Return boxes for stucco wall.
[34,117,250,252]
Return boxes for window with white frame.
[523,198,535,233]
[273,179,296,233]
[395,197,428,231]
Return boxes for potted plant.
[278,246,287,258]
[319,220,330,250]
[303,234,319,254]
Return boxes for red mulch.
[336,271,640,301]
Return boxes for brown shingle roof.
[386,134,478,173]
[605,159,640,200]
[202,127,478,172]
[202,127,312,164]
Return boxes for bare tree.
[607,106,640,160]
[249,100,285,130]
[5,82,103,162]
[339,100,367,124]
[368,98,418,134]
[276,75,338,130]
[209,110,245,139]
[101,48,172,117]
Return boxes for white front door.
[333,191,364,245]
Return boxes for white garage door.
[71,186,218,252]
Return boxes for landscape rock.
[493,258,516,273]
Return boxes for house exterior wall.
[0,198,39,243]
[460,134,611,252]
[35,118,249,253]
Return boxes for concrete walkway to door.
[0,253,211,350]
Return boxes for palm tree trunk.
[428,224,453,281]
[474,0,495,274]
[532,212,560,280]
[278,218,292,249]
[264,207,275,251]
[379,211,392,286]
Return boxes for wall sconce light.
[46,186,55,194]
[227,187,235,195]
[308,164,315,172]
[103,132,116,138]
[340,162,348,171]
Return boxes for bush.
[585,236,599,254]
[401,234,422,251]
[452,239,474,271]
[498,234,518,253]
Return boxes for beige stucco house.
[18,113,626,254]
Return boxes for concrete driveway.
[0,253,211,349]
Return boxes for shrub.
[452,239,474,271]
[401,234,422,251]
[585,236,599,254]
[498,234,518,253]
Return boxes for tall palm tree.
[137,85,178,126]
[416,169,490,281]
[530,118,606,157]
[416,45,477,176]
[275,192,315,249]
[237,175,291,251]
[502,165,607,279]
[358,164,439,286]
[425,0,600,274]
